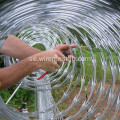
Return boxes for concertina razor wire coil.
[0,0,120,120]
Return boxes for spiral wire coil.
[0,0,120,120]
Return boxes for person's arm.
[0,34,77,91]
[0,49,64,91]
[0,34,41,59]
[0,57,37,91]
[0,34,77,60]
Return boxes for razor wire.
[0,0,120,120]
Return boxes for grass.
[65,46,120,88]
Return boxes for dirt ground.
[60,83,120,120]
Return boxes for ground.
[60,83,120,120]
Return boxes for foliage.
[32,43,46,51]
[0,85,35,108]
[52,90,60,102]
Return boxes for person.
[0,34,76,91]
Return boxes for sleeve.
[0,40,5,50]
[0,32,8,50]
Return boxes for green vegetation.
[0,86,35,109]
[33,43,46,51]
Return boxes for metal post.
[6,82,22,105]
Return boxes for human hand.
[29,49,66,72]
[54,44,77,60]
